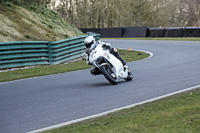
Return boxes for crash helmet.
[84,36,95,50]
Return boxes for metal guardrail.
[0,41,49,69]
[0,34,100,69]
[48,35,86,65]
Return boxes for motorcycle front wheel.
[100,65,118,85]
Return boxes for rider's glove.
[102,44,106,48]
[84,49,90,55]
[102,44,110,49]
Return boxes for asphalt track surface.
[0,40,200,133]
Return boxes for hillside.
[0,1,83,42]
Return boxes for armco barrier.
[0,41,49,69]
[0,34,100,69]
[48,36,86,65]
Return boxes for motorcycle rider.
[84,36,129,75]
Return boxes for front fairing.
[89,44,107,63]
[88,45,128,79]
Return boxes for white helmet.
[84,36,95,49]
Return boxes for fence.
[80,27,200,38]
[0,34,100,69]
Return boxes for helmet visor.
[85,40,94,48]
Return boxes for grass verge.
[105,37,200,41]
[0,49,149,82]
[42,88,200,133]
[0,0,83,42]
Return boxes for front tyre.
[100,65,118,85]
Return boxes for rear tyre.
[100,65,118,85]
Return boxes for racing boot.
[90,66,101,75]
[124,65,131,73]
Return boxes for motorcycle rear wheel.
[100,65,118,85]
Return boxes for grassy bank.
[0,49,149,82]
[105,38,200,41]
[0,0,82,42]
[43,88,200,133]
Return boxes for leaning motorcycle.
[87,43,133,84]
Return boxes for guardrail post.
[48,42,53,65]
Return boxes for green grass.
[118,49,149,62]
[105,37,200,41]
[0,49,149,82]
[42,88,200,133]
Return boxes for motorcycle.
[87,43,133,84]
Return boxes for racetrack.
[0,40,200,133]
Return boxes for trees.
[54,0,152,28]
[14,0,200,27]
[149,0,200,27]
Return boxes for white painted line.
[28,84,200,133]
[0,76,38,85]
[134,49,154,60]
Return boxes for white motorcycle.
[88,43,133,84]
